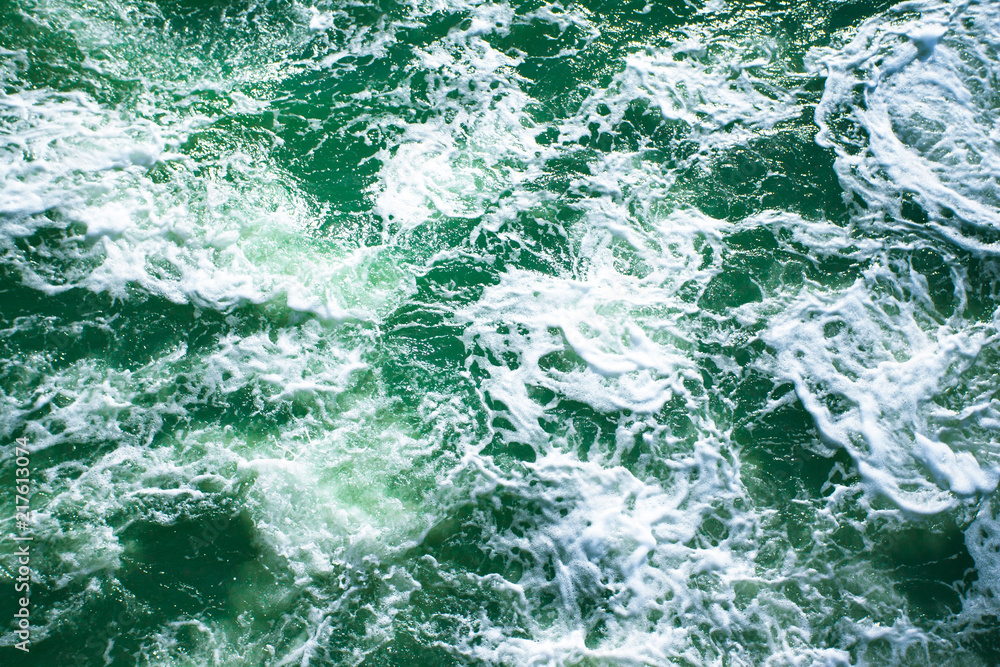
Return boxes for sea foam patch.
[761,272,1000,512]
[812,0,1000,249]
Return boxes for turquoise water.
[1,0,999,664]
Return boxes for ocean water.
[1,0,999,664]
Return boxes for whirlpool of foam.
[813,0,1000,246]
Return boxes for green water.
[1,0,999,664]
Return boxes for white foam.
[812,0,1000,250]
[960,497,1000,626]
[760,266,1000,511]
[3,0,999,663]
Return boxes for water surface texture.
[1,0,1000,664]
